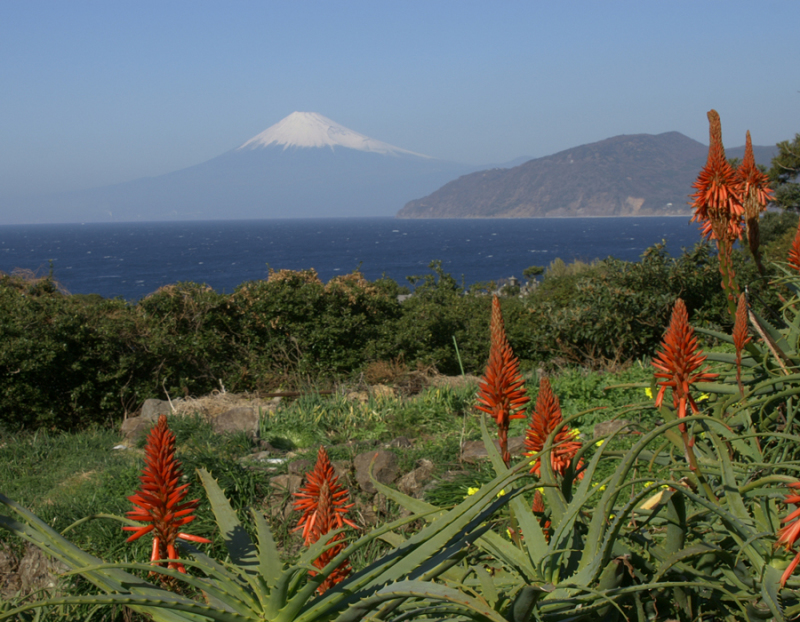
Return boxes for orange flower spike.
[294,446,357,546]
[122,415,210,574]
[732,293,750,395]
[738,131,774,272]
[777,482,800,587]
[738,130,774,219]
[477,297,530,466]
[691,110,744,242]
[789,219,800,273]
[652,299,718,443]
[524,377,583,478]
[293,446,357,594]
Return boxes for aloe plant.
[0,454,537,622]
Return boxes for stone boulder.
[460,435,526,463]
[141,398,179,421]
[397,459,435,497]
[212,407,259,438]
[354,450,399,494]
[120,416,153,443]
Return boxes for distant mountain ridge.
[4,112,471,224]
[398,132,777,218]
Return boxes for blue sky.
[1,1,798,197]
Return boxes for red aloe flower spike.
[691,110,745,243]
[293,446,357,594]
[122,415,210,574]
[789,219,800,273]
[777,482,800,587]
[738,131,774,273]
[691,110,745,312]
[524,377,583,478]
[476,297,530,466]
[732,293,751,396]
[652,299,718,446]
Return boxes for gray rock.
[354,450,399,494]
[593,419,632,439]
[120,416,152,443]
[238,451,273,463]
[389,437,413,449]
[460,435,526,463]
[397,459,435,497]
[141,398,179,421]
[212,407,260,438]
[332,459,352,482]
[288,459,313,477]
[269,474,303,494]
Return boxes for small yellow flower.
[569,428,581,439]
[466,487,479,497]
[496,489,507,498]
[595,439,605,447]
[645,387,653,399]
[644,481,655,489]
[697,393,710,402]
[591,483,607,491]
[536,487,544,494]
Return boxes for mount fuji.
[7,112,473,224]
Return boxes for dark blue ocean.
[0,217,702,301]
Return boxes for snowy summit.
[238,111,430,157]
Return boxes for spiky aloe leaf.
[0,593,253,622]
[251,507,284,590]
[0,495,206,622]
[762,565,785,622]
[332,579,509,622]
[197,469,259,576]
[576,415,719,583]
[295,463,529,622]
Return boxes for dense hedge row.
[0,237,780,431]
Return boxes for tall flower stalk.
[123,415,210,574]
[691,110,745,317]
[732,293,751,396]
[652,299,717,470]
[524,377,582,478]
[737,130,774,274]
[476,296,530,466]
[293,446,357,594]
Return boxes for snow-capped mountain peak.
[238,111,430,158]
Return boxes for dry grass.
[168,390,282,420]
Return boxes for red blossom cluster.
[737,131,774,272]
[293,446,357,594]
[691,110,745,244]
[476,296,530,465]
[524,377,583,478]
[652,299,718,444]
[123,415,210,574]
[691,110,776,307]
